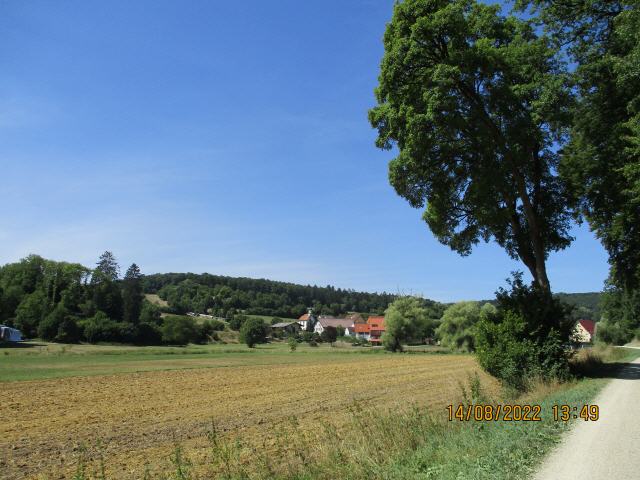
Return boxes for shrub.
[475,274,572,390]
[228,314,248,331]
[596,320,632,345]
[288,336,297,352]
[162,315,200,345]
[139,301,162,325]
[134,322,163,345]
[55,316,82,343]
[198,319,224,343]
[240,318,267,348]
[239,317,267,348]
[83,312,120,343]
[38,303,69,341]
[320,326,338,344]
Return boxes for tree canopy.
[369,0,576,294]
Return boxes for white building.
[313,317,355,336]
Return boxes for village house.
[313,317,355,335]
[353,315,386,343]
[297,309,316,329]
[571,319,596,345]
[367,316,385,344]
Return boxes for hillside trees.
[369,0,575,296]
[0,253,172,345]
[148,273,399,319]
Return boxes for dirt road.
[533,357,640,480]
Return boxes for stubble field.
[0,343,499,479]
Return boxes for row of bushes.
[37,308,225,346]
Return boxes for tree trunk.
[514,171,552,296]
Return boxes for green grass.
[246,314,299,324]
[0,341,442,382]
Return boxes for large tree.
[369,0,575,294]
[91,251,123,320]
[122,263,143,324]
[520,1,640,339]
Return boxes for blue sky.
[0,0,609,301]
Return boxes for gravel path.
[532,357,640,480]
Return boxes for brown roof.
[317,317,354,329]
[298,313,310,321]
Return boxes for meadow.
[0,342,491,479]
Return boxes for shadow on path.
[583,362,640,380]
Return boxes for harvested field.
[0,351,499,479]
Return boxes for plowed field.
[1,353,497,479]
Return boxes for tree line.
[0,253,218,345]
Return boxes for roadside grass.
[570,345,640,378]
[68,375,608,480]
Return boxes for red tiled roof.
[355,323,370,333]
[578,319,595,335]
[367,316,385,330]
[298,313,310,321]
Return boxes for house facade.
[367,316,385,344]
[297,309,317,330]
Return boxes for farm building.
[0,325,22,342]
[314,317,355,335]
[271,321,301,335]
[571,319,596,345]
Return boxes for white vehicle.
[0,325,22,342]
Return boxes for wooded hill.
[143,272,400,319]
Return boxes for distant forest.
[144,272,400,318]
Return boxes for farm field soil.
[0,354,498,479]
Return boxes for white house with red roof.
[571,319,596,344]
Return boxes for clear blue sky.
[0,0,608,301]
